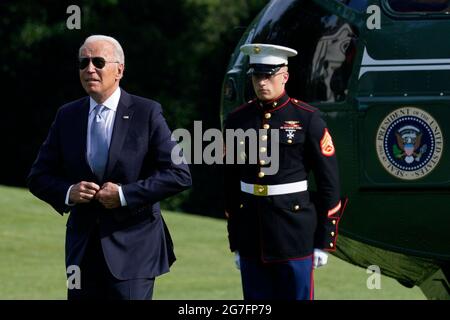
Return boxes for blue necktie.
[90,105,109,180]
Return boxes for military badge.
[376,107,443,180]
[320,128,335,157]
[280,121,302,140]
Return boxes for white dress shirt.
[65,87,127,206]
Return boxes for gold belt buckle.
[254,184,268,196]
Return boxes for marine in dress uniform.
[224,44,346,300]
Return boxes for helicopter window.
[251,1,358,103]
[305,22,358,103]
[387,0,450,13]
[247,0,359,104]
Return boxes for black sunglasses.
[252,72,286,81]
[79,57,119,70]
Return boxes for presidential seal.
[376,107,443,180]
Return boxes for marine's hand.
[69,181,100,204]
[95,182,121,209]
[313,248,328,269]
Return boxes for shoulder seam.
[229,99,255,114]
[290,98,316,113]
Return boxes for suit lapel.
[105,89,134,179]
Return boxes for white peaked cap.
[240,43,298,65]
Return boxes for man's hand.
[313,249,329,269]
[95,182,121,209]
[69,181,100,204]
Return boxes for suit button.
[260,147,267,153]
[287,139,293,144]
[331,231,335,236]
[330,242,334,248]
[261,135,268,141]
[239,140,244,145]
[259,159,266,165]
[264,113,271,119]
[294,205,300,211]
[240,204,244,209]
[263,124,270,129]
[258,171,265,178]
[332,220,336,225]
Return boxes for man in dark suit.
[27,35,191,299]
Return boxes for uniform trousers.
[240,255,314,300]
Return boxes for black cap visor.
[247,63,286,75]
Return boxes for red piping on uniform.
[258,195,266,263]
[310,255,314,300]
[269,98,290,112]
[324,197,348,252]
[333,197,348,251]
[341,197,349,214]
[291,98,316,112]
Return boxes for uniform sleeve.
[306,111,345,251]
[223,116,241,252]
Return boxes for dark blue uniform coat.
[224,92,345,262]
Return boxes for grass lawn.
[0,185,425,299]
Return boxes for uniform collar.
[257,91,290,111]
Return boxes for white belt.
[240,180,308,196]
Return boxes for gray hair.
[79,35,125,64]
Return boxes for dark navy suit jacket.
[27,89,192,280]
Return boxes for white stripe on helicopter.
[358,47,450,78]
